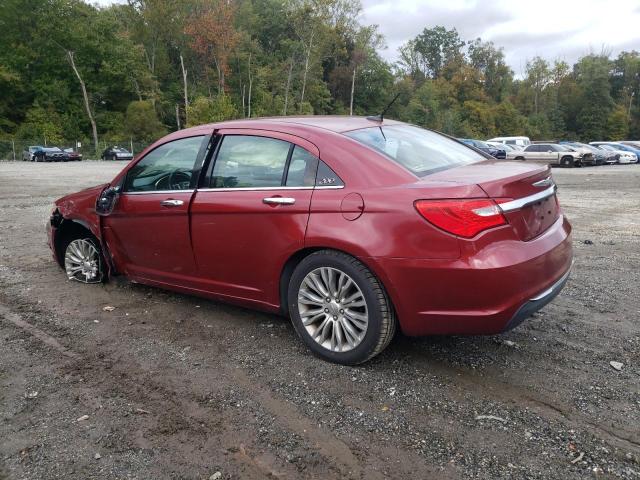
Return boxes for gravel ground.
[0,161,638,480]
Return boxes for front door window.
[124,136,204,192]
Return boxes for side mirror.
[96,185,121,216]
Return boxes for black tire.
[515,156,525,160]
[561,156,575,168]
[287,250,396,365]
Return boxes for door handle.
[160,199,184,207]
[263,197,295,206]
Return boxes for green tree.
[125,101,167,141]
[16,105,64,144]
[605,107,629,139]
[187,95,237,126]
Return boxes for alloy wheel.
[297,267,368,352]
[64,239,101,283]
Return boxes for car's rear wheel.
[288,250,396,365]
[63,238,104,284]
[515,156,525,160]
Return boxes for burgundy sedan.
[47,117,573,364]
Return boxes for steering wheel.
[167,169,191,190]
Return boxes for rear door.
[190,130,319,308]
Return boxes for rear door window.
[285,146,319,187]
[210,135,291,188]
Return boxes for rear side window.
[316,161,344,187]
[210,135,291,188]
[345,125,483,177]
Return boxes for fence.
[0,139,150,161]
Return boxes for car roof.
[176,116,405,135]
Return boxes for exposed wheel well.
[53,218,96,267]
[515,156,524,160]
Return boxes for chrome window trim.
[499,185,556,213]
[196,185,344,192]
[122,190,195,195]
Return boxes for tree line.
[1,0,639,155]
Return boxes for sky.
[94,0,640,74]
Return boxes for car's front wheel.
[288,250,396,365]
[63,238,104,284]
[561,156,575,168]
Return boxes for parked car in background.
[558,141,602,166]
[63,148,83,161]
[36,147,70,162]
[458,138,506,159]
[588,145,618,164]
[487,142,523,160]
[101,146,134,161]
[22,145,43,161]
[46,117,572,364]
[486,136,531,148]
[590,145,620,164]
[590,142,639,163]
[515,143,585,167]
[620,141,640,151]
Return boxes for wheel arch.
[52,216,99,267]
[278,246,398,321]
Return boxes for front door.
[102,135,209,283]
[190,130,320,309]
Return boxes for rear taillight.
[414,199,508,238]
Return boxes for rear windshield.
[345,125,485,176]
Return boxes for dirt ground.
[0,161,638,480]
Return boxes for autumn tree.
[185,0,239,94]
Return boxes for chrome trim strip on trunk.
[499,185,557,213]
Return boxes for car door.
[189,130,319,309]
[523,145,539,161]
[101,134,210,284]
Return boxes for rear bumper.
[369,215,573,336]
[502,261,572,331]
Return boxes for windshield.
[345,125,485,176]
[43,147,62,152]
[112,147,129,153]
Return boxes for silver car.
[514,143,585,167]
[589,143,638,164]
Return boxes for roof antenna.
[367,92,401,122]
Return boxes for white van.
[487,136,531,148]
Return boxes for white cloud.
[361,0,640,71]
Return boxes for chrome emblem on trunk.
[533,176,554,188]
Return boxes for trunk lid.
[423,160,559,241]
